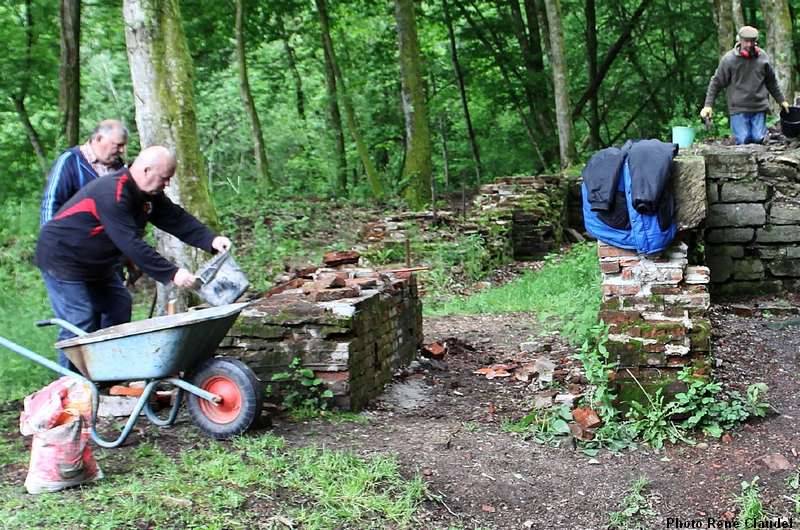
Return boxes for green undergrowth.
[0,434,426,529]
[0,198,58,402]
[425,242,601,345]
[607,476,657,529]
[509,326,773,453]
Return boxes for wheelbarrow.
[0,302,262,448]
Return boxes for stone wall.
[702,145,800,296]
[597,242,712,404]
[471,175,568,260]
[218,267,422,410]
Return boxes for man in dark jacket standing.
[701,25,790,145]
[36,146,231,369]
[40,120,128,225]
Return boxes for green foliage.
[0,198,56,401]
[0,435,426,529]
[673,372,770,438]
[787,471,800,515]
[736,476,764,529]
[607,476,656,530]
[270,357,334,415]
[501,405,572,445]
[428,242,601,345]
[626,388,688,451]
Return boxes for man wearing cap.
[701,26,790,144]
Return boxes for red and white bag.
[20,377,103,494]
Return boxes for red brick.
[602,283,641,297]
[315,370,350,383]
[600,260,621,274]
[598,244,638,259]
[598,309,642,325]
[651,285,682,295]
[322,250,360,267]
[619,258,641,267]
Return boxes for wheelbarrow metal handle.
[35,318,88,336]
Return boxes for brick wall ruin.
[598,242,712,403]
[470,175,568,260]
[218,254,422,410]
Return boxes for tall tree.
[543,0,575,168]
[315,0,383,197]
[123,0,217,313]
[11,0,47,171]
[275,12,305,121]
[235,0,271,184]
[762,0,795,102]
[314,0,347,192]
[731,0,745,29]
[442,0,481,185]
[585,0,600,149]
[710,0,735,57]
[59,0,80,147]
[395,0,432,208]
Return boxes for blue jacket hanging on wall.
[581,139,678,255]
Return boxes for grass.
[426,242,602,344]
[607,476,657,529]
[0,433,427,529]
[0,198,59,402]
[736,476,763,529]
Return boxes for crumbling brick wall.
[598,242,711,404]
[218,265,422,411]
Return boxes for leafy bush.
[269,357,334,416]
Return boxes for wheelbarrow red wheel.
[187,357,263,439]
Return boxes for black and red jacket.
[35,168,216,284]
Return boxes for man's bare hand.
[212,236,232,253]
[173,267,198,288]
[700,106,713,119]
[781,101,790,113]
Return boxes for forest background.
[0,0,798,398]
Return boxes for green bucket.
[671,126,695,148]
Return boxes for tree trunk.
[585,0,600,150]
[315,0,383,197]
[456,2,548,169]
[571,0,652,120]
[710,0,735,57]
[543,0,576,168]
[761,0,795,102]
[235,0,271,184]
[395,0,432,209]
[59,0,80,147]
[731,0,745,30]
[314,0,347,192]
[276,14,306,121]
[12,95,47,170]
[443,0,481,185]
[16,0,47,172]
[123,0,218,313]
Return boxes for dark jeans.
[41,270,132,372]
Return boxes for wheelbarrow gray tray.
[56,303,248,381]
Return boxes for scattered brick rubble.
[597,241,712,404]
[218,250,422,410]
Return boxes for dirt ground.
[2,299,799,529]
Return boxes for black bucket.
[780,106,800,138]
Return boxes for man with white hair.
[40,119,129,225]
[36,146,231,369]
[701,25,790,145]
